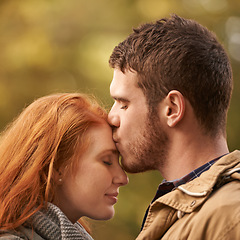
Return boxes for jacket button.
[190,200,196,207]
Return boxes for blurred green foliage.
[0,0,240,239]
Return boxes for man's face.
[108,68,168,173]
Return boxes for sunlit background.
[0,0,240,239]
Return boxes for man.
[108,14,240,239]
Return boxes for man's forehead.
[111,69,138,87]
[110,73,132,98]
[110,71,146,104]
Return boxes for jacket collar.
[153,150,240,213]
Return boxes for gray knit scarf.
[0,203,94,240]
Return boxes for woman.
[0,93,128,239]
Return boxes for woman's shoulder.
[0,236,23,240]
[0,231,26,240]
[0,225,43,240]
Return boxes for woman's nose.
[113,168,129,186]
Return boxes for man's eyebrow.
[112,97,130,103]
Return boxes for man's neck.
[160,133,229,181]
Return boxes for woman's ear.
[163,90,185,127]
[53,168,63,185]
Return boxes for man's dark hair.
[109,14,233,136]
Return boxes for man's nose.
[108,109,120,128]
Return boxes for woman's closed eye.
[103,161,112,166]
[102,156,113,166]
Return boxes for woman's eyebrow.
[98,149,119,156]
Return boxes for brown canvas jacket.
[137,150,240,240]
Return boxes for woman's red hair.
[0,93,107,230]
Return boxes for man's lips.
[112,135,122,151]
[113,137,121,148]
[112,132,119,143]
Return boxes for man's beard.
[121,113,169,173]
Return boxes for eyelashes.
[103,161,112,166]
[102,154,119,166]
[120,105,128,109]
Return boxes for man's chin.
[121,157,134,173]
[121,158,148,173]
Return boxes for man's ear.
[163,90,185,127]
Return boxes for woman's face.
[55,123,129,223]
